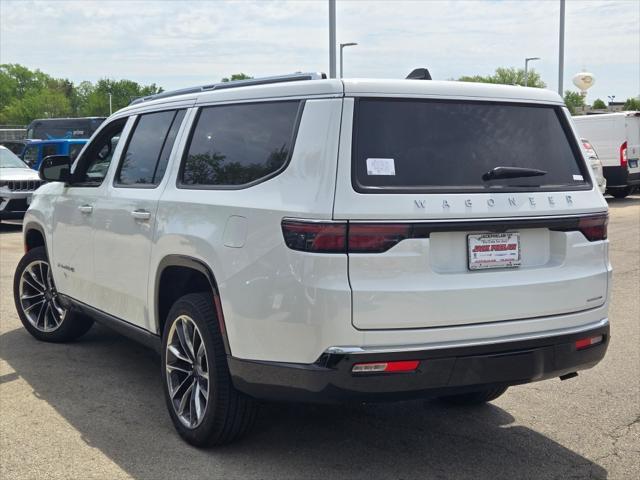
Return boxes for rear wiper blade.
[482,166,547,181]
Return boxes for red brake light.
[281,220,346,253]
[620,141,627,168]
[578,214,608,241]
[348,224,411,253]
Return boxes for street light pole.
[108,93,113,115]
[339,42,358,78]
[524,57,541,87]
[558,0,565,96]
[329,0,336,78]
[607,95,615,111]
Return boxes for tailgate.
[334,96,609,330]
[348,220,608,329]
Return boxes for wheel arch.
[154,255,231,355]
[23,221,48,254]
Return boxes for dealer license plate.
[468,233,521,270]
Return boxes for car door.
[92,109,187,329]
[51,118,130,306]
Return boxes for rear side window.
[180,101,301,187]
[353,98,590,193]
[116,110,185,186]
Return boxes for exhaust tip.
[559,372,579,381]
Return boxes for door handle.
[131,209,151,221]
[78,205,93,214]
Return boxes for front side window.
[115,110,185,186]
[42,144,58,158]
[72,118,127,186]
[181,101,301,187]
[22,146,39,167]
[353,98,590,193]
[68,143,84,161]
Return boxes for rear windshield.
[353,98,590,193]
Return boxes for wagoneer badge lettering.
[413,195,576,210]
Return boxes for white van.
[573,112,640,198]
[16,74,611,446]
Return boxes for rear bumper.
[604,166,640,188]
[229,319,609,403]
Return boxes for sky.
[1,0,639,103]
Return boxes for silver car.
[0,145,44,221]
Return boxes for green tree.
[564,90,585,115]
[79,79,162,116]
[458,67,546,88]
[221,73,253,83]
[1,64,164,123]
[623,98,640,110]
[592,98,607,109]
[1,89,72,124]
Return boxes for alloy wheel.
[18,260,67,332]
[165,315,210,428]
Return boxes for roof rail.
[129,72,327,106]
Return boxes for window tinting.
[69,143,83,161]
[354,99,589,192]
[181,101,300,186]
[154,110,186,184]
[74,118,126,186]
[117,110,182,186]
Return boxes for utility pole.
[329,0,336,78]
[108,93,113,115]
[558,0,565,96]
[340,42,358,78]
[524,57,540,87]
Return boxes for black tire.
[13,246,94,342]
[608,187,631,199]
[438,385,509,406]
[161,292,257,447]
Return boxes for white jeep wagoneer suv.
[14,73,611,446]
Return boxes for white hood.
[0,167,40,181]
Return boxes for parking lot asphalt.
[1,196,638,480]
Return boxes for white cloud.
[1,0,638,101]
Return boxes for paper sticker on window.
[366,158,396,176]
[573,174,584,181]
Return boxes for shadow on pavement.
[0,222,22,234]
[1,325,607,480]
[606,194,640,208]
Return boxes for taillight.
[282,220,411,253]
[578,214,608,241]
[620,141,627,168]
[281,220,346,253]
[348,224,411,253]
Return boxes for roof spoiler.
[406,68,432,80]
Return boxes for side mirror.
[39,155,71,183]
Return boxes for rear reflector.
[575,335,604,350]
[352,360,420,373]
